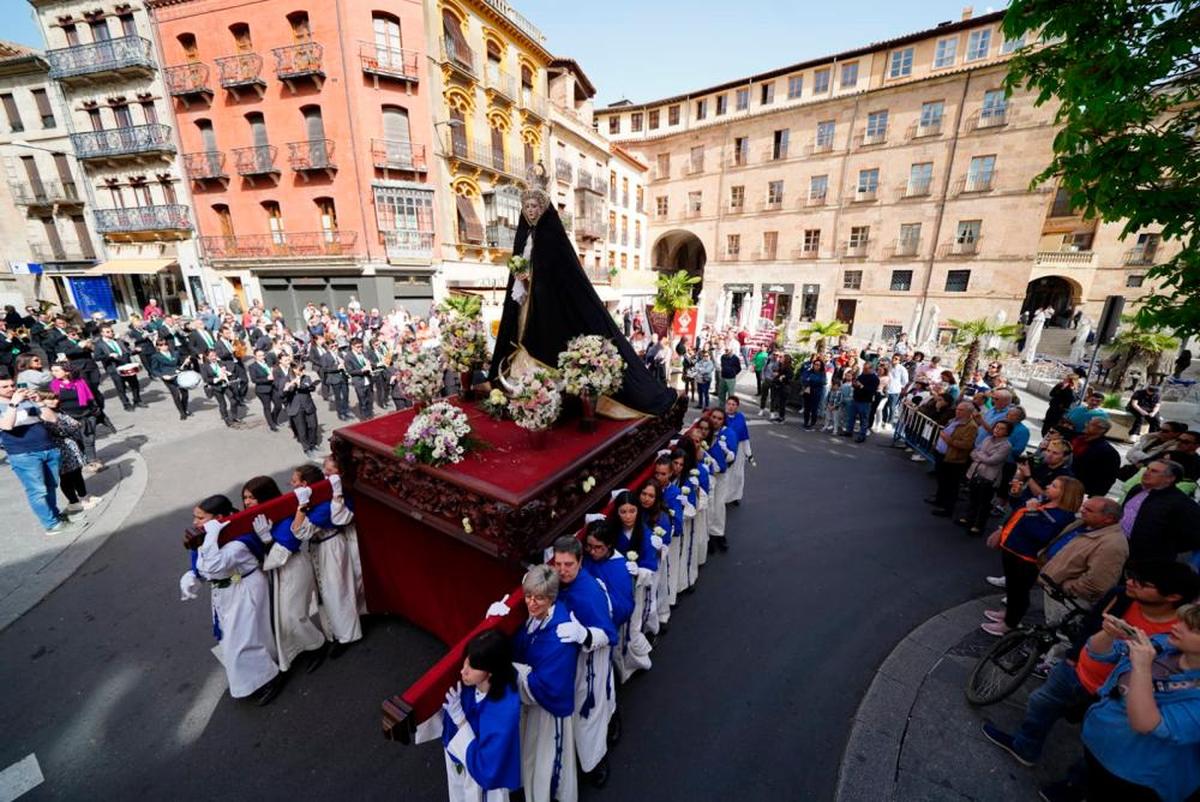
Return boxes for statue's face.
[522,195,547,226]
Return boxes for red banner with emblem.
[672,307,698,342]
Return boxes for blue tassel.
[581,651,596,718]
[212,608,222,641]
[551,717,563,800]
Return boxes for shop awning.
[92,259,177,275]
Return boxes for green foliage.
[653,270,701,314]
[1101,393,1123,410]
[1002,0,1200,335]
[1106,316,1180,387]
[440,293,483,320]
[793,320,848,355]
[947,317,1021,378]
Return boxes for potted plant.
[648,270,700,338]
[793,320,847,354]
[948,317,1021,378]
[557,334,625,432]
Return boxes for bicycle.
[964,575,1088,706]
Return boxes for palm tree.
[649,270,700,337]
[948,317,1020,379]
[1107,318,1179,389]
[794,320,847,354]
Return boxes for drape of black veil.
[487,206,677,416]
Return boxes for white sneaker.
[65,502,84,514]
[986,576,1007,588]
[81,495,103,510]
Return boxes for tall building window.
[966,29,992,61]
[787,74,802,98]
[1049,187,1077,217]
[889,47,913,78]
[945,270,971,292]
[956,219,982,252]
[729,185,744,210]
[715,95,727,115]
[856,168,879,196]
[840,62,858,88]
[655,195,668,216]
[803,229,821,253]
[919,101,944,132]
[0,94,23,133]
[981,90,1008,124]
[631,112,643,132]
[695,99,707,120]
[689,145,704,173]
[375,186,434,238]
[726,234,740,257]
[890,270,913,291]
[733,136,749,165]
[648,109,659,130]
[772,129,789,160]
[843,270,862,290]
[809,174,828,200]
[966,155,997,190]
[32,89,55,128]
[849,226,870,248]
[735,88,749,111]
[760,83,774,104]
[609,116,620,134]
[812,69,830,93]
[656,153,670,178]
[767,180,784,206]
[934,37,958,68]
[908,162,933,195]
[898,223,921,254]
[668,105,680,125]
[865,110,888,143]
[815,120,835,148]
[1001,34,1026,54]
[800,284,819,320]
[687,191,702,212]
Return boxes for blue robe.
[583,554,634,627]
[716,424,740,463]
[512,603,578,718]
[728,410,751,445]
[442,685,523,791]
[557,572,618,645]
[270,517,302,553]
[706,439,728,473]
[617,523,658,572]
[661,484,684,543]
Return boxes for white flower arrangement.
[626,551,639,562]
[440,314,489,373]
[653,526,667,538]
[507,255,530,281]
[396,401,473,466]
[557,334,625,397]
[462,517,473,534]
[394,348,445,407]
[507,369,563,432]
[581,476,596,492]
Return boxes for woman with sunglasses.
[584,517,648,685]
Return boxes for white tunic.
[615,568,654,683]
[708,468,728,540]
[571,609,615,774]
[655,538,673,625]
[517,619,578,802]
[341,520,367,615]
[196,534,279,698]
[299,499,363,645]
[726,438,749,503]
[264,543,326,671]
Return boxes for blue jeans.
[697,377,711,409]
[849,401,872,438]
[9,448,63,529]
[883,392,900,424]
[1012,659,1093,761]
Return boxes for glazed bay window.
[813,68,830,93]
[934,37,958,68]
[889,47,913,78]
[919,101,944,135]
[843,270,862,290]
[864,110,888,144]
[945,269,971,292]
[856,168,879,200]
[966,29,992,61]
[890,270,913,291]
[787,74,803,99]
[908,162,933,196]
[815,120,835,150]
[375,185,434,258]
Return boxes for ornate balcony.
[164,63,213,107]
[1034,250,1097,268]
[273,42,324,91]
[554,158,573,184]
[370,139,427,173]
[486,220,517,250]
[908,120,942,139]
[484,63,517,103]
[445,133,522,179]
[359,42,419,86]
[71,124,175,164]
[574,217,605,241]
[287,139,336,178]
[216,53,266,99]
[183,151,229,184]
[520,88,548,121]
[10,180,83,208]
[46,36,155,85]
[95,205,192,239]
[382,230,434,261]
[232,145,280,183]
[903,178,933,198]
[968,108,1009,131]
[440,38,479,81]
[201,231,358,261]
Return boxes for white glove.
[650,534,664,551]
[443,682,466,727]
[294,486,312,505]
[328,474,342,498]
[202,519,228,538]
[626,560,639,576]
[179,571,200,601]
[555,611,588,644]
[252,514,273,543]
[486,593,511,618]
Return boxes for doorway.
[836,299,857,334]
[1021,276,1078,326]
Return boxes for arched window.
[487,40,501,66]
[195,119,218,152]
[442,9,471,62]
[372,12,402,51]
[212,203,234,237]
[286,11,311,41]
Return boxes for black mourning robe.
[488,206,677,416]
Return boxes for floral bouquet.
[481,388,509,420]
[394,347,444,407]
[507,255,530,281]
[507,369,563,431]
[395,401,473,466]
[557,334,625,397]
[440,314,489,373]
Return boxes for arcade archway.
[651,229,706,301]
[1022,275,1081,326]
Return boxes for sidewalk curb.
[0,449,149,632]
[834,595,993,802]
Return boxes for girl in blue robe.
[585,519,650,684]
[442,629,522,802]
[634,480,671,636]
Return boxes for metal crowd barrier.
[892,401,944,464]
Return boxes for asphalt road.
[0,411,997,801]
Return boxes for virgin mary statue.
[489,165,678,417]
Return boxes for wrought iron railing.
[9,180,81,205]
[46,35,155,80]
[1124,247,1158,266]
[233,145,279,176]
[95,205,191,234]
[371,139,427,171]
[521,89,548,119]
[904,178,933,198]
[288,139,336,171]
[202,231,358,259]
[164,62,212,96]
[382,230,434,260]
[554,158,573,183]
[440,38,479,76]
[71,124,175,160]
[446,133,520,176]
[216,53,265,88]
[183,151,227,181]
[273,42,323,80]
[955,172,996,193]
[484,63,516,99]
[359,42,419,81]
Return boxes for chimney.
[961,6,973,20]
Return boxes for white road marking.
[174,667,229,748]
[0,754,44,802]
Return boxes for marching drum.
[117,362,141,377]
[176,370,203,390]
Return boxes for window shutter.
[455,195,483,243]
